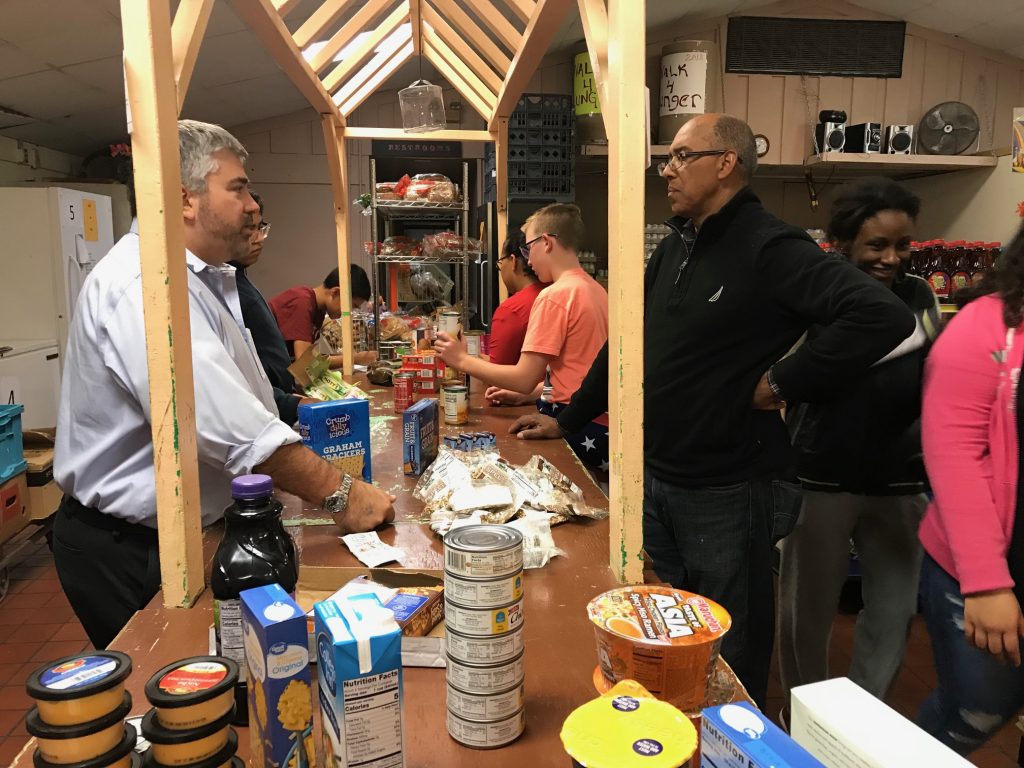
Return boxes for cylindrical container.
[446,708,525,749]
[463,330,484,357]
[25,694,133,765]
[658,40,721,144]
[27,652,132,727]
[144,657,238,730]
[446,653,524,695]
[445,627,524,666]
[444,526,523,579]
[393,372,415,414]
[438,311,462,338]
[442,386,469,426]
[211,475,297,725]
[446,681,524,722]
[138,725,239,768]
[32,723,139,768]
[444,599,524,637]
[444,570,523,609]
[574,49,606,144]
[139,710,234,767]
[398,80,446,132]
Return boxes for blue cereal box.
[702,702,824,768]
[298,399,372,482]
[315,593,404,768]
[240,584,315,768]
[402,399,438,476]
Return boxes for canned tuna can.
[445,570,523,609]
[445,626,524,665]
[394,371,415,413]
[442,385,469,425]
[446,652,524,694]
[446,681,524,721]
[444,525,523,579]
[447,707,525,749]
[444,598,523,637]
[464,330,484,357]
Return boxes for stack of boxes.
[0,404,29,545]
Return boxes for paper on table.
[341,531,405,567]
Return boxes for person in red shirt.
[487,230,548,367]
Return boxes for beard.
[197,196,250,263]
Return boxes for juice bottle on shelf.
[969,242,987,286]
[925,240,951,302]
[948,240,971,297]
[908,242,922,276]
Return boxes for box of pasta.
[298,399,372,482]
[241,584,315,768]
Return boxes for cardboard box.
[315,592,405,768]
[28,480,62,521]
[298,399,372,482]
[0,472,30,545]
[790,678,971,767]
[702,701,824,768]
[402,399,438,476]
[241,584,316,768]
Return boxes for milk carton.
[315,593,404,768]
[298,399,372,482]
[701,702,824,768]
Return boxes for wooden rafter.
[577,0,610,113]
[322,1,410,94]
[229,0,343,123]
[309,0,391,74]
[409,0,422,54]
[339,39,415,117]
[427,0,511,75]
[423,41,492,120]
[420,1,501,95]
[505,0,536,23]
[333,22,412,105]
[294,0,355,50]
[170,0,214,115]
[490,0,574,126]
[321,116,355,378]
[492,117,510,303]
[272,0,304,18]
[462,0,523,53]
[342,127,492,140]
[422,21,496,109]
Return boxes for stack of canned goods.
[443,525,526,749]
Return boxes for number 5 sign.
[659,50,708,117]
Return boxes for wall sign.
[371,140,462,158]
[659,50,708,118]
[574,51,601,116]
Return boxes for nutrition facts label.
[342,670,403,768]
[214,599,247,682]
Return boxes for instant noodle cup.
[587,587,731,711]
[27,652,133,727]
[26,694,133,765]
[560,679,697,768]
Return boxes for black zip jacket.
[555,187,915,486]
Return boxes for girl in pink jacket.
[918,221,1024,753]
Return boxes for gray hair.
[177,119,248,193]
[713,115,757,181]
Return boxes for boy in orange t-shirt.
[434,203,609,470]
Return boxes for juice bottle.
[925,240,951,302]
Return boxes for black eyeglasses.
[657,148,738,175]
[520,233,556,259]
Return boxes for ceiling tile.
[0,120,95,156]
[1008,44,1024,60]
[24,17,123,68]
[902,5,984,35]
[190,30,287,88]
[845,0,933,19]
[60,57,124,97]
[206,2,247,37]
[957,22,1024,53]
[0,0,110,43]
[0,70,119,120]
[0,41,50,81]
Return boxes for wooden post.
[120,0,205,606]
[493,118,510,304]
[603,0,645,584]
[322,116,354,378]
[170,0,214,115]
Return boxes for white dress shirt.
[55,224,300,527]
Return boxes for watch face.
[754,134,769,157]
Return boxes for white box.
[790,678,972,768]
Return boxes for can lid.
[445,525,523,552]
[140,709,233,745]
[140,728,238,768]
[27,651,132,702]
[230,474,273,500]
[32,723,137,768]
[144,657,238,709]
[25,692,132,739]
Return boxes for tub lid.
[32,723,137,768]
[25,692,132,740]
[27,652,132,702]
[144,657,238,709]
[139,728,237,768]
[139,709,234,745]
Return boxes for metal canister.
[445,570,523,610]
[447,707,525,749]
[446,653,524,695]
[442,385,469,425]
[464,330,484,357]
[444,599,523,637]
[445,626,524,665]
[447,681,525,721]
[444,526,524,579]
[393,371,415,413]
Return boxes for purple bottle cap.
[231,474,274,500]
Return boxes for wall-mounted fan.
[917,101,980,155]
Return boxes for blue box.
[401,399,437,477]
[0,404,26,486]
[298,399,371,482]
[702,702,824,768]
[240,584,315,768]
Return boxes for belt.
[61,495,159,544]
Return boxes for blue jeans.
[917,553,1024,754]
[642,474,802,709]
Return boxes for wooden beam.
[309,0,391,74]
[342,127,492,141]
[605,0,645,584]
[420,2,502,96]
[293,0,355,50]
[120,0,204,607]
[170,0,214,116]
[409,0,421,55]
[272,0,305,18]
[505,0,535,23]
[428,0,511,75]
[339,40,415,117]
[463,0,522,53]
[493,118,510,304]
[423,41,492,121]
[422,21,497,108]
[333,24,413,108]
[322,0,409,94]
[229,0,343,123]
[577,0,610,113]
[321,117,355,378]
[490,0,574,127]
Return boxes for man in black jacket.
[509,114,915,708]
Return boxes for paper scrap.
[341,531,405,567]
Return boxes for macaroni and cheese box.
[298,399,372,482]
[402,399,438,476]
[240,584,315,768]
[702,702,824,768]
[315,593,404,768]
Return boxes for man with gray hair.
[508,113,914,708]
[53,120,395,648]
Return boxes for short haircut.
[323,267,340,289]
[501,229,537,280]
[712,115,757,181]
[178,119,248,194]
[827,177,920,245]
[350,264,371,301]
[523,203,585,252]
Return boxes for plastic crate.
[0,404,27,486]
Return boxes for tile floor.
[0,542,1020,766]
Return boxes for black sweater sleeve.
[273,387,300,426]
[766,239,915,403]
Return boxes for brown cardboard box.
[0,473,30,545]
[28,480,62,521]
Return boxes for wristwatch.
[323,473,353,515]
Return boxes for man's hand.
[297,396,320,407]
[509,413,562,440]
[485,387,533,407]
[433,331,467,368]
[752,372,785,411]
[335,479,396,535]
[964,589,1024,666]
[354,350,378,366]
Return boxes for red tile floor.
[0,541,1020,766]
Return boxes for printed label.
[342,670,403,768]
[159,661,229,694]
[214,598,247,682]
[41,656,117,691]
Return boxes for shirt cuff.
[224,418,301,476]
[766,366,786,402]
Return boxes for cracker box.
[402,399,438,477]
[701,702,824,768]
[298,399,372,482]
[240,584,315,768]
[315,593,405,768]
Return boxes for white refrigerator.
[0,340,61,430]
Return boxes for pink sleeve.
[921,310,1013,594]
[521,295,567,357]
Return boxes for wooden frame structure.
[121,0,646,608]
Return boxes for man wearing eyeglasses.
[506,113,914,708]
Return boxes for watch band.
[323,473,353,515]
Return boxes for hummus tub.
[26,694,133,765]
[139,729,239,768]
[144,658,238,730]
[31,723,138,768]
[139,710,234,767]
[27,652,133,727]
